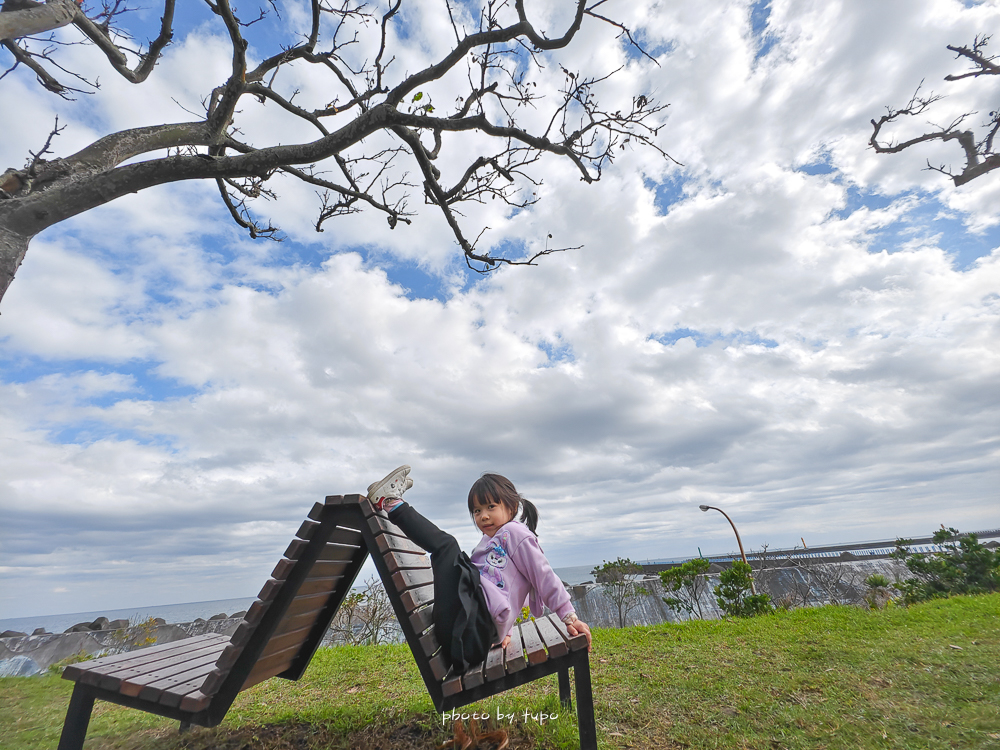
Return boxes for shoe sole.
[367,465,411,502]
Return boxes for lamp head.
[699,505,710,512]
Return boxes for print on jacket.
[480,530,511,589]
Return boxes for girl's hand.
[567,619,593,651]
[500,634,511,649]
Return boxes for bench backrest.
[334,495,587,712]
[189,498,370,718]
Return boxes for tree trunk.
[0,226,31,305]
[0,0,79,41]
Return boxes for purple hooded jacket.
[469,519,575,642]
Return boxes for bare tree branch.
[1,0,675,304]
[872,37,1000,186]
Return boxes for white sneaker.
[367,465,412,510]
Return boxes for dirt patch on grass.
[157,720,537,750]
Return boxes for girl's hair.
[468,473,539,535]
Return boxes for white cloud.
[0,0,997,620]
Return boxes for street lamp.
[699,504,757,594]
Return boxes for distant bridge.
[640,527,1000,576]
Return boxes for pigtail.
[519,498,539,536]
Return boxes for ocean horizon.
[0,596,259,636]
[0,565,600,635]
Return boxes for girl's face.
[472,497,513,537]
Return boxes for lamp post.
[699,504,757,595]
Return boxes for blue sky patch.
[538,340,575,366]
[0,356,197,405]
[651,328,778,349]
[824,186,1000,270]
[749,1,778,60]
[643,173,690,215]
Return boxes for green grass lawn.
[2,594,998,749]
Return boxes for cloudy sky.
[1,0,998,620]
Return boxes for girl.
[366,466,593,672]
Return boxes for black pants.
[388,503,497,672]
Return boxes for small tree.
[659,557,710,620]
[714,561,772,618]
[326,575,398,645]
[592,557,649,628]
[891,528,1000,604]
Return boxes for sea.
[0,597,258,636]
[0,565,600,635]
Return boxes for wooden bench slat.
[295,575,343,597]
[331,524,364,545]
[284,591,335,618]
[63,635,222,682]
[306,501,325,521]
[284,525,362,561]
[256,578,283,602]
[133,653,222,700]
[442,673,463,696]
[296,520,321,540]
[274,606,326,639]
[376,533,425,556]
[76,635,228,687]
[520,620,548,666]
[462,659,486,689]
[399,583,434,612]
[428,651,450,682]
[505,625,526,673]
[178,689,212,713]
[418,629,440,658]
[258,625,315,661]
[270,558,295,581]
[367,512,408,539]
[157,671,217,708]
[273,555,352,582]
[533,614,569,658]
[100,640,228,692]
[241,644,301,689]
[382,548,431,574]
[306,560,353,579]
[550,615,589,651]
[408,605,434,634]
[484,643,505,682]
[243,599,269,627]
[212,643,243,674]
[391,566,434,592]
[318,542,363,562]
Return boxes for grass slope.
[2,594,998,749]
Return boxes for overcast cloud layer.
[1,0,998,619]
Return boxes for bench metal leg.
[179,720,191,733]
[558,667,572,709]
[57,685,95,750]
[574,659,598,750]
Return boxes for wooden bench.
[331,495,597,750]
[57,498,370,750]
[58,494,596,750]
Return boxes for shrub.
[863,573,894,610]
[714,561,773,617]
[891,527,1000,604]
